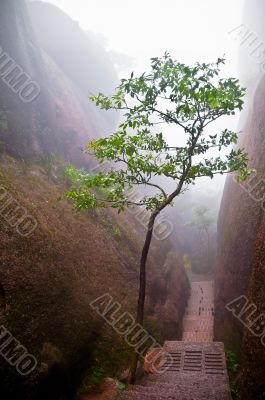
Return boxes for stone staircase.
[115,281,232,399]
[182,281,214,342]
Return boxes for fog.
[30,0,247,225]
[37,0,244,78]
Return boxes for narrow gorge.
[0,1,265,400]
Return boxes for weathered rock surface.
[215,35,265,400]
[0,0,118,161]
[0,159,190,399]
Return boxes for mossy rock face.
[0,161,190,399]
[0,1,191,398]
[214,315,243,360]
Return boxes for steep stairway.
[115,280,231,399]
[182,281,214,342]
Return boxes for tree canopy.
[66,53,249,214]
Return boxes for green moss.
[0,170,14,192]
[81,366,105,391]
[0,120,7,132]
[218,319,242,358]
[112,225,121,238]
[183,254,191,271]
[225,348,240,398]
[78,333,132,393]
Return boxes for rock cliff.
[215,10,265,395]
[0,2,190,399]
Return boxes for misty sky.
[40,0,244,77]
[37,0,246,193]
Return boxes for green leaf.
[66,54,249,214]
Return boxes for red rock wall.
[215,75,265,398]
[0,0,118,162]
[237,215,265,398]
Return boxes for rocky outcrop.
[28,1,117,95]
[0,160,190,400]
[237,215,265,398]
[215,62,265,399]
[0,2,190,399]
[27,1,118,130]
[149,252,190,340]
[0,0,118,161]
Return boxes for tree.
[65,53,250,383]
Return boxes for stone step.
[127,379,229,392]
[115,282,231,400]
[144,373,227,385]
[115,386,231,400]
[182,332,213,342]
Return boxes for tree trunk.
[127,179,186,384]
[128,212,158,384]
